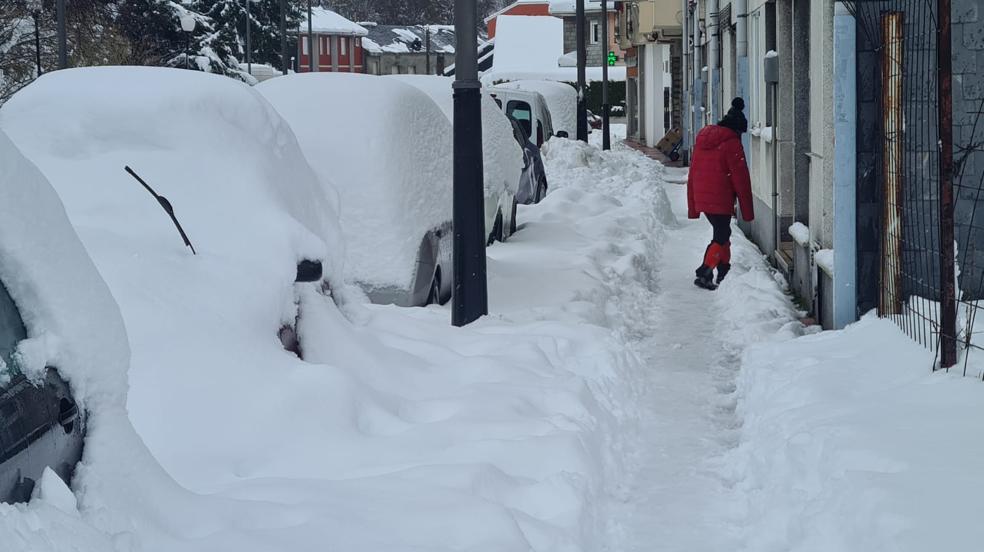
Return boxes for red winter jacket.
[686,125,754,221]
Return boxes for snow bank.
[724,316,984,551]
[258,72,451,291]
[389,74,524,197]
[496,79,577,137]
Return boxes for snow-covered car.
[493,80,575,139]
[258,73,454,307]
[489,87,559,147]
[507,115,549,205]
[0,129,130,504]
[1,67,344,490]
[388,74,524,241]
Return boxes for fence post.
[881,12,904,316]
[938,0,957,368]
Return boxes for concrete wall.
[563,15,606,66]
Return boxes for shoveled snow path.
[608,182,742,551]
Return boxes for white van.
[488,87,560,148]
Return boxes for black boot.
[716,263,731,284]
[694,265,718,290]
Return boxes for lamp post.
[56,0,66,69]
[180,14,196,70]
[575,0,588,142]
[452,0,487,327]
[245,0,252,76]
[307,0,314,73]
[601,0,611,150]
[280,0,288,75]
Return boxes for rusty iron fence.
[849,0,975,372]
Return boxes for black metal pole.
[575,0,588,142]
[307,0,314,72]
[938,0,957,369]
[246,0,252,75]
[56,0,66,69]
[601,0,611,150]
[281,0,288,74]
[452,0,488,327]
[426,26,432,75]
[33,11,42,75]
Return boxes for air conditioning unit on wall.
[647,26,684,42]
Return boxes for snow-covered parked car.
[489,86,559,147]
[388,75,524,240]
[493,80,573,139]
[258,73,454,307]
[0,67,345,488]
[0,129,130,504]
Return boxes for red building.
[296,7,368,73]
[484,1,552,38]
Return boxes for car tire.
[509,198,518,236]
[488,212,503,246]
[535,178,547,203]
[427,271,441,306]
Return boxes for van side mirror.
[295,260,323,283]
[555,130,569,139]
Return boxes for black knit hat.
[718,97,748,134]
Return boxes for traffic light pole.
[452,0,488,327]
[575,0,588,142]
[601,0,611,150]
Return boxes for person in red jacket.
[687,97,754,290]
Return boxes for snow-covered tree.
[196,0,302,72]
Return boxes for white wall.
[643,43,665,147]
[809,0,834,247]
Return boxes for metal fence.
[849,0,984,373]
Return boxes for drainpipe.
[735,0,749,152]
[682,0,692,153]
[707,0,718,123]
[692,0,702,135]
[832,1,857,329]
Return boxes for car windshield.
[0,282,27,378]
[506,100,533,139]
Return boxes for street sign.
[608,51,617,66]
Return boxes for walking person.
[686,97,754,290]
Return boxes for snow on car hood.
[258,72,452,291]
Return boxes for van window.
[537,121,545,147]
[507,100,533,138]
[0,282,27,378]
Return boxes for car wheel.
[427,271,441,306]
[487,212,503,246]
[509,198,518,236]
[535,178,547,203]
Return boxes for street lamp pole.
[56,0,66,69]
[245,0,252,76]
[307,0,314,73]
[280,0,288,75]
[601,0,611,150]
[181,14,196,69]
[452,0,488,327]
[575,0,588,142]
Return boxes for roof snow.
[298,7,368,36]
[361,24,460,55]
[548,0,603,15]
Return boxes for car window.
[0,282,27,379]
[493,98,502,108]
[506,100,533,138]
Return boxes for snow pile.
[548,0,603,14]
[258,72,452,291]
[496,79,577,137]
[815,248,834,275]
[298,7,367,35]
[789,221,811,246]
[390,74,523,197]
[723,315,984,550]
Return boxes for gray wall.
[563,15,606,66]
[365,52,454,75]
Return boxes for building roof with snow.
[484,0,552,24]
[360,24,458,55]
[298,7,368,36]
[547,0,603,15]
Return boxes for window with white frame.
[302,36,309,55]
[591,21,601,44]
[341,37,348,56]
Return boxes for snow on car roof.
[388,75,523,197]
[258,73,453,291]
[298,7,368,36]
